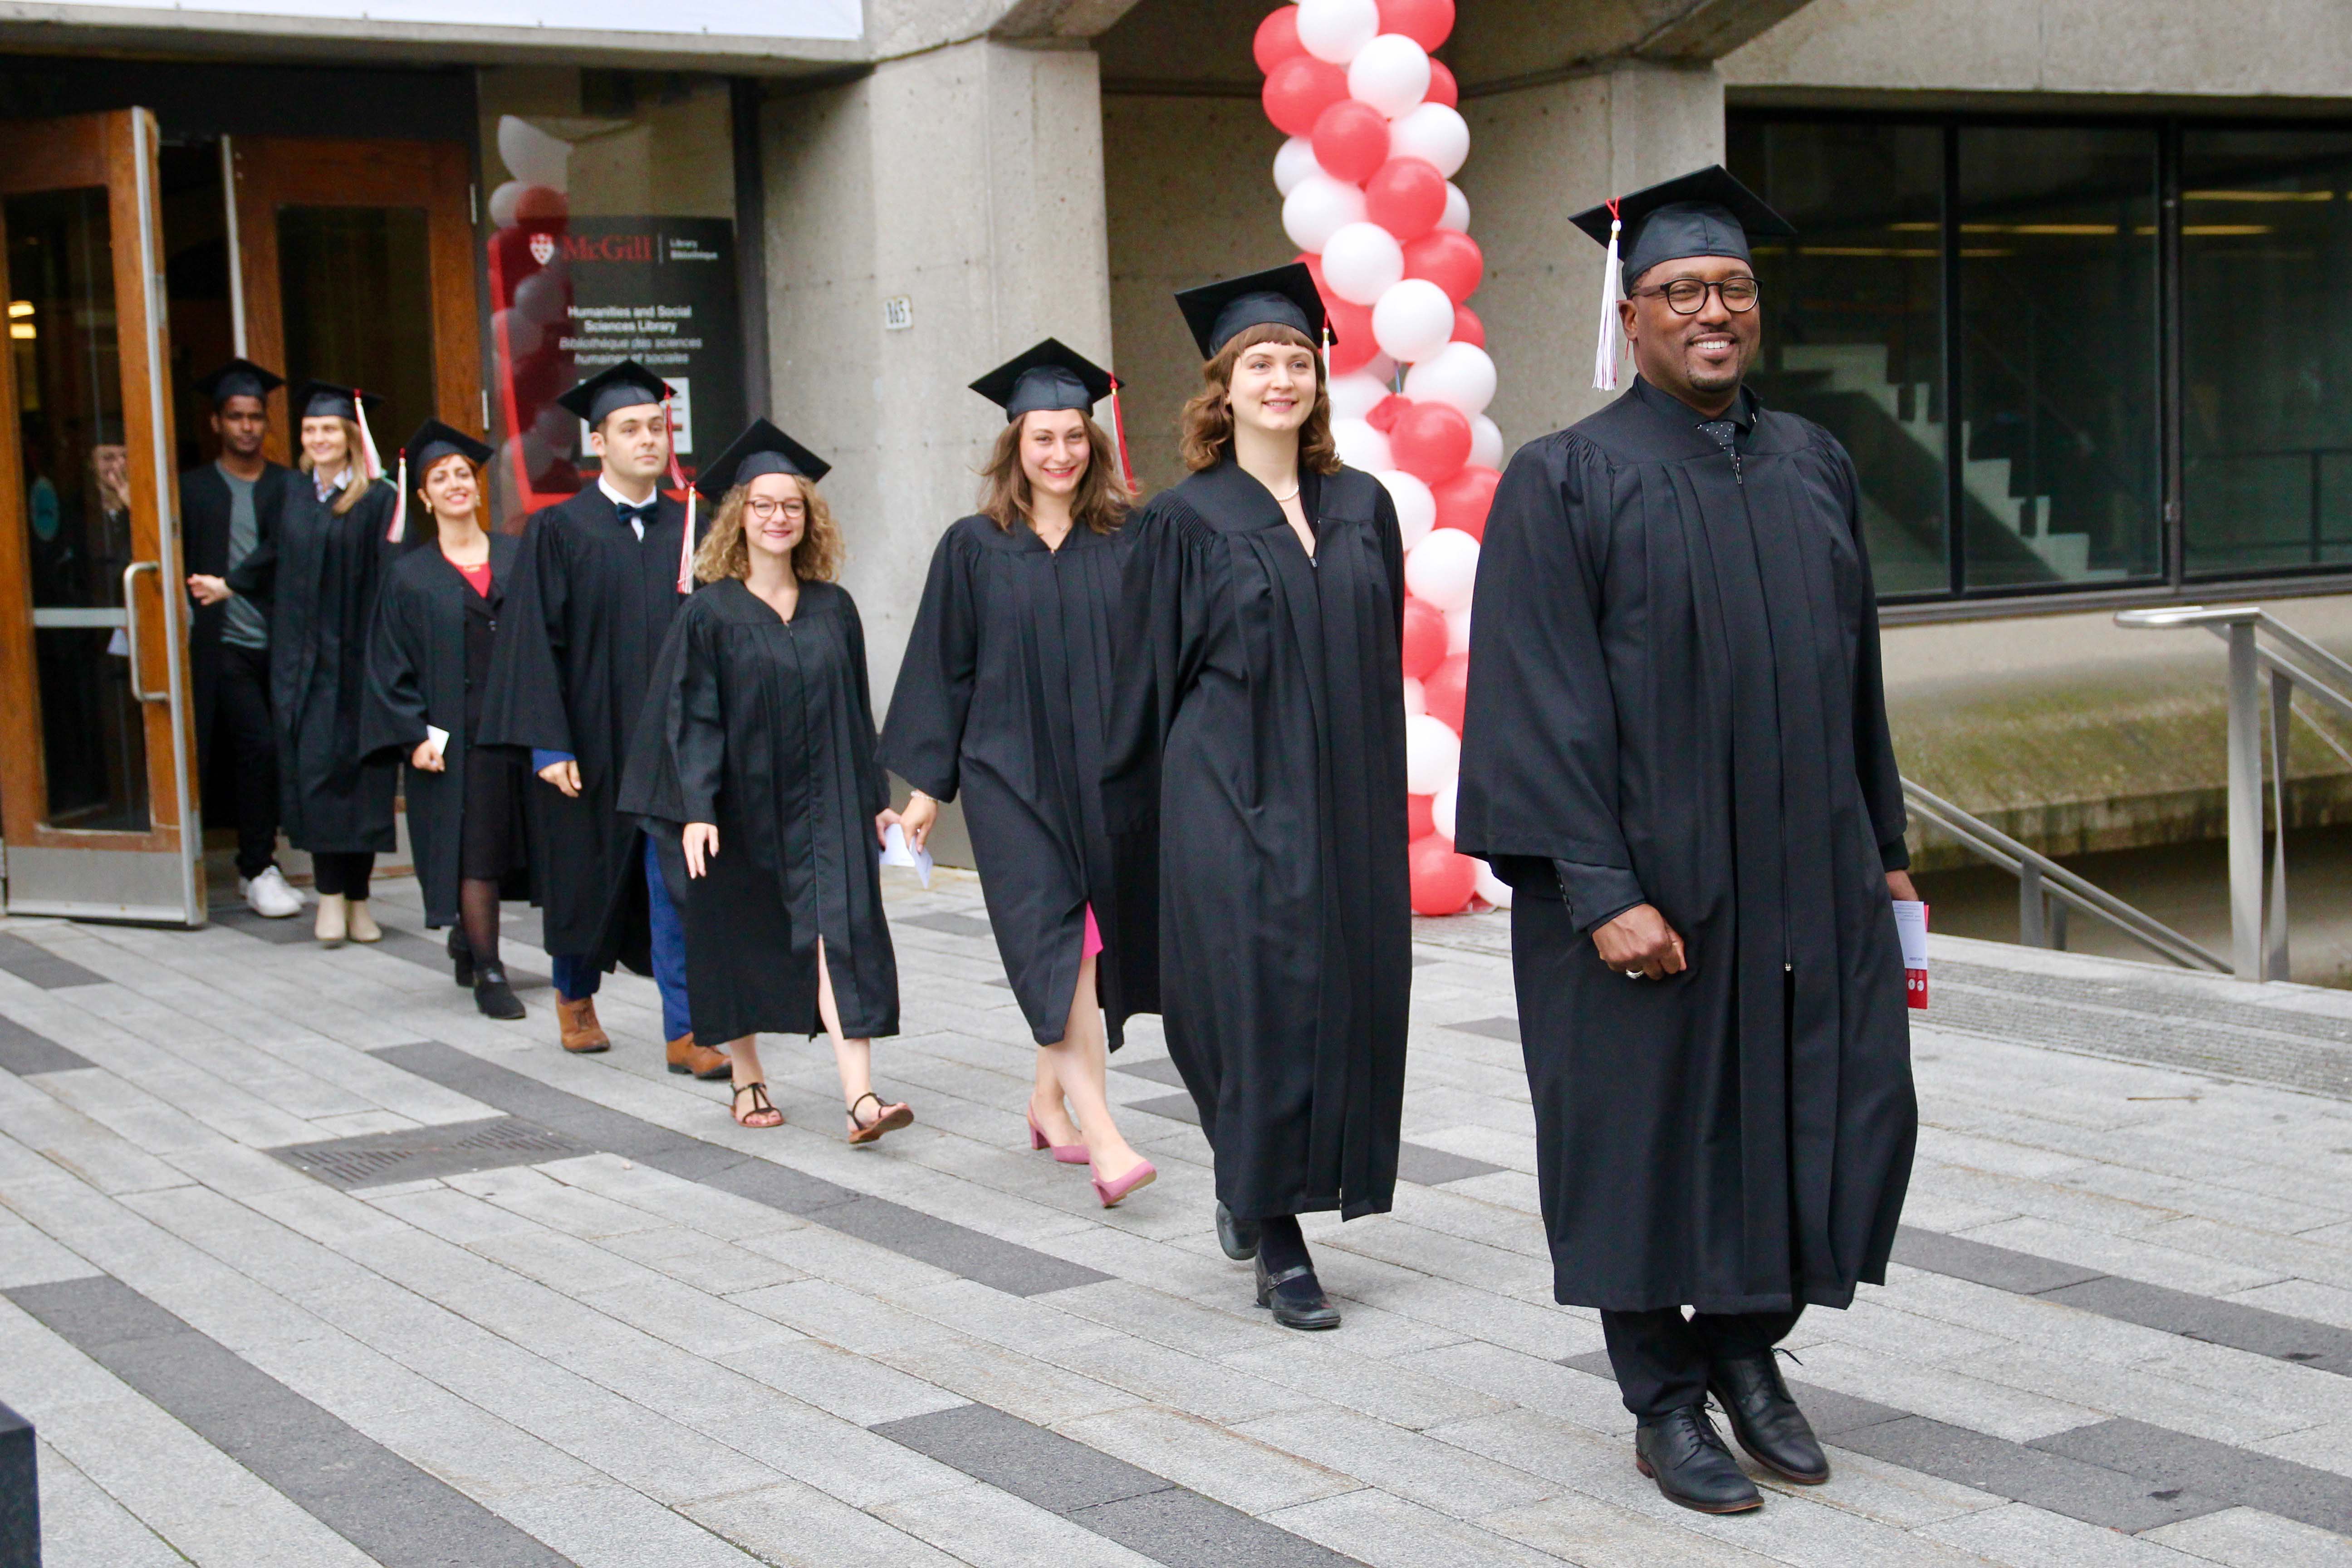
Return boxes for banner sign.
[77,0,858,39]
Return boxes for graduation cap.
[554,360,674,427]
[290,380,382,423]
[193,357,283,409]
[1570,164,1793,393]
[693,418,831,501]
[403,419,492,475]
[970,339,1115,421]
[1174,262,1329,360]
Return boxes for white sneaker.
[241,866,304,918]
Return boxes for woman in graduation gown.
[620,422,912,1138]
[363,421,533,1020]
[221,381,404,946]
[1102,265,1412,1328]
[883,340,1156,1208]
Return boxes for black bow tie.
[616,499,657,527]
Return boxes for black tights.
[1257,1215,1309,1274]
[459,878,503,971]
[311,851,375,899]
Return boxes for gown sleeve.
[1454,434,1647,931]
[358,570,431,763]
[1101,497,1212,834]
[477,509,575,754]
[1834,441,1911,872]
[617,599,713,828]
[876,526,978,802]
[842,590,889,820]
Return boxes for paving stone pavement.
[4,868,2352,1566]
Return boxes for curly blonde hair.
[1177,323,1340,475]
[692,472,843,584]
[976,410,1132,536]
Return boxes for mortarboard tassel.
[1591,199,1627,392]
[1107,375,1138,497]
[351,390,387,482]
[387,449,407,544]
[665,394,696,594]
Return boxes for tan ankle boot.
[667,1032,731,1080]
[314,893,348,947]
[557,996,610,1053]
[345,899,382,943]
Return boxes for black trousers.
[311,851,376,900]
[1601,1307,1805,1419]
[211,642,280,879]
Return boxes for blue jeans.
[551,836,691,1042]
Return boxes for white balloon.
[1321,221,1404,306]
[1440,181,1471,232]
[1469,414,1505,471]
[1474,859,1515,910]
[486,181,527,231]
[497,115,571,191]
[1404,713,1462,796]
[1328,370,1391,421]
[1273,137,1323,198]
[1348,34,1431,118]
[1282,174,1367,254]
[1446,603,1475,653]
[1402,676,1426,719]
[1332,418,1392,473]
[1403,341,1499,417]
[1294,0,1379,63]
[1371,278,1456,365]
[1405,527,1479,612]
[1432,777,1458,840]
[1374,470,1435,548]
[1389,103,1470,178]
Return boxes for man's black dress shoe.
[1253,1254,1341,1330]
[1633,1405,1762,1513]
[1216,1201,1261,1261]
[473,965,527,1021]
[1708,1350,1829,1484]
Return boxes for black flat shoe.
[473,965,526,1021]
[1216,1201,1260,1261]
[1254,1254,1341,1330]
[449,929,475,989]
[1709,1350,1829,1484]
[1634,1404,1762,1514]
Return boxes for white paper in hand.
[1892,899,1929,1009]
[879,822,933,889]
[425,725,451,761]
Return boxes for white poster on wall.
[77,0,859,38]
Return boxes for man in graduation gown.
[180,358,303,919]
[1455,166,1917,1515]
[479,360,719,1074]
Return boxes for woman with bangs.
[883,339,1155,1209]
[1102,265,1411,1329]
[620,422,911,1140]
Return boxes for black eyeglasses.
[1633,277,1761,314]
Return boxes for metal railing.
[1903,780,2228,974]
[2114,604,2352,980]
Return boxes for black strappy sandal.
[730,1080,783,1129]
[845,1090,913,1144]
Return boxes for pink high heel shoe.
[1090,1156,1157,1208]
[1027,1107,1090,1165]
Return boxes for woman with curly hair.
[620,421,910,1139]
[882,339,1155,1208]
[1102,265,1411,1329]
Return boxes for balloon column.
[1259,0,1509,916]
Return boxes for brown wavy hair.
[977,409,1132,535]
[1177,323,1340,475]
[692,473,843,584]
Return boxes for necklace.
[1273,486,1300,504]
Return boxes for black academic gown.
[1454,377,1916,1317]
[181,461,294,765]
[1102,460,1411,1222]
[232,475,402,854]
[880,514,1129,1047]
[361,535,533,927]
[619,577,899,1046]
[478,487,693,973]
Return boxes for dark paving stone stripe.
[210,906,316,945]
[873,1402,1361,1568]
[1112,1056,1189,1089]
[1891,1227,2106,1296]
[898,911,995,940]
[7,1275,570,1567]
[0,934,106,990]
[1126,1091,1201,1127]
[0,1014,93,1076]
[269,1117,594,1190]
[1445,1016,1522,1044]
[375,1041,1107,1298]
[2034,1416,2352,1536]
[368,926,551,993]
[1392,1143,1507,1186]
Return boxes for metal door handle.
[122,560,167,703]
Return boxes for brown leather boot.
[557,996,610,1054]
[667,1032,731,1080]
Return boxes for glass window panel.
[1733,118,1947,598]
[277,205,436,461]
[1956,125,2162,590]
[2180,128,2352,577]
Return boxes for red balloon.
[1310,99,1390,186]
[1422,651,1470,730]
[1405,228,1485,304]
[1253,5,1305,74]
[1401,596,1448,680]
[1366,394,1411,433]
[1389,400,1472,484]
[1263,56,1350,139]
[1451,303,1485,348]
[1362,157,1447,242]
[1409,832,1479,915]
[1325,297,1377,374]
[1378,0,1455,49]
[1432,465,1501,541]
[1407,792,1435,841]
[1425,58,1459,108]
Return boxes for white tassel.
[1591,204,1627,392]
[351,391,386,481]
[676,486,696,593]
[387,450,407,544]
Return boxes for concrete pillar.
[1459,61,1724,448]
